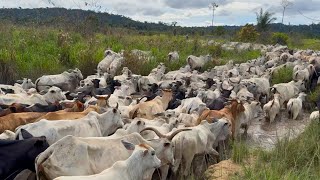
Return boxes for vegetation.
[233,120,320,179]
[237,24,260,42]
[272,32,289,45]
[0,22,262,84]
[271,67,293,85]
[256,8,277,32]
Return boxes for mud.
[246,110,312,150]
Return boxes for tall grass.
[0,23,261,83]
[233,121,320,179]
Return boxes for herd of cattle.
[1,43,320,180]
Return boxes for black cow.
[167,81,186,109]
[25,103,62,112]
[94,80,121,95]
[207,86,233,110]
[139,83,161,102]
[0,129,49,180]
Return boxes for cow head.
[98,104,123,136]
[44,86,66,104]
[121,140,161,169]
[140,127,191,165]
[20,129,49,171]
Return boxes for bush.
[208,44,222,58]
[237,24,259,43]
[271,67,293,85]
[0,58,18,84]
[272,32,289,45]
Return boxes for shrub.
[237,24,259,42]
[271,67,293,85]
[208,44,223,58]
[0,58,18,84]
[272,32,289,45]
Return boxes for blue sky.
[0,0,320,26]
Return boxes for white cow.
[186,55,211,70]
[171,119,230,177]
[287,92,307,120]
[168,51,179,62]
[35,130,185,180]
[263,93,281,123]
[0,86,66,106]
[36,68,83,92]
[0,130,16,140]
[16,107,123,145]
[54,140,161,180]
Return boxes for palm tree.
[256,8,277,32]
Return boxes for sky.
[0,0,320,27]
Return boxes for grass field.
[0,23,262,83]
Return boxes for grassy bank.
[232,120,320,180]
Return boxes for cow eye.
[50,90,55,93]
[151,151,155,156]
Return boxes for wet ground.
[246,110,312,150]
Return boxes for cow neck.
[161,92,173,110]
[227,102,239,120]
[122,149,149,180]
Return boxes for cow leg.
[183,154,194,177]
[160,165,169,180]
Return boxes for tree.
[171,21,178,36]
[256,8,277,32]
[281,0,293,24]
[237,24,259,42]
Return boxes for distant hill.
[0,8,319,37]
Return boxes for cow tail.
[35,149,51,180]
[35,78,40,92]
[287,101,293,118]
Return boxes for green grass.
[231,140,250,164]
[0,23,261,83]
[233,121,320,180]
[289,38,320,51]
[271,67,293,85]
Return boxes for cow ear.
[143,150,148,157]
[9,106,17,113]
[121,140,135,151]
[34,138,46,147]
[21,129,34,139]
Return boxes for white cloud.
[0,0,318,26]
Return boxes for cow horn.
[105,95,111,107]
[140,127,166,138]
[166,129,192,141]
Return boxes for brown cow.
[197,99,245,139]
[62,100,85,112]
[0,112,46,133]
[35,105,106,121]
[0,103,28,117]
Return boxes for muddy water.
[246,111,312,150]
